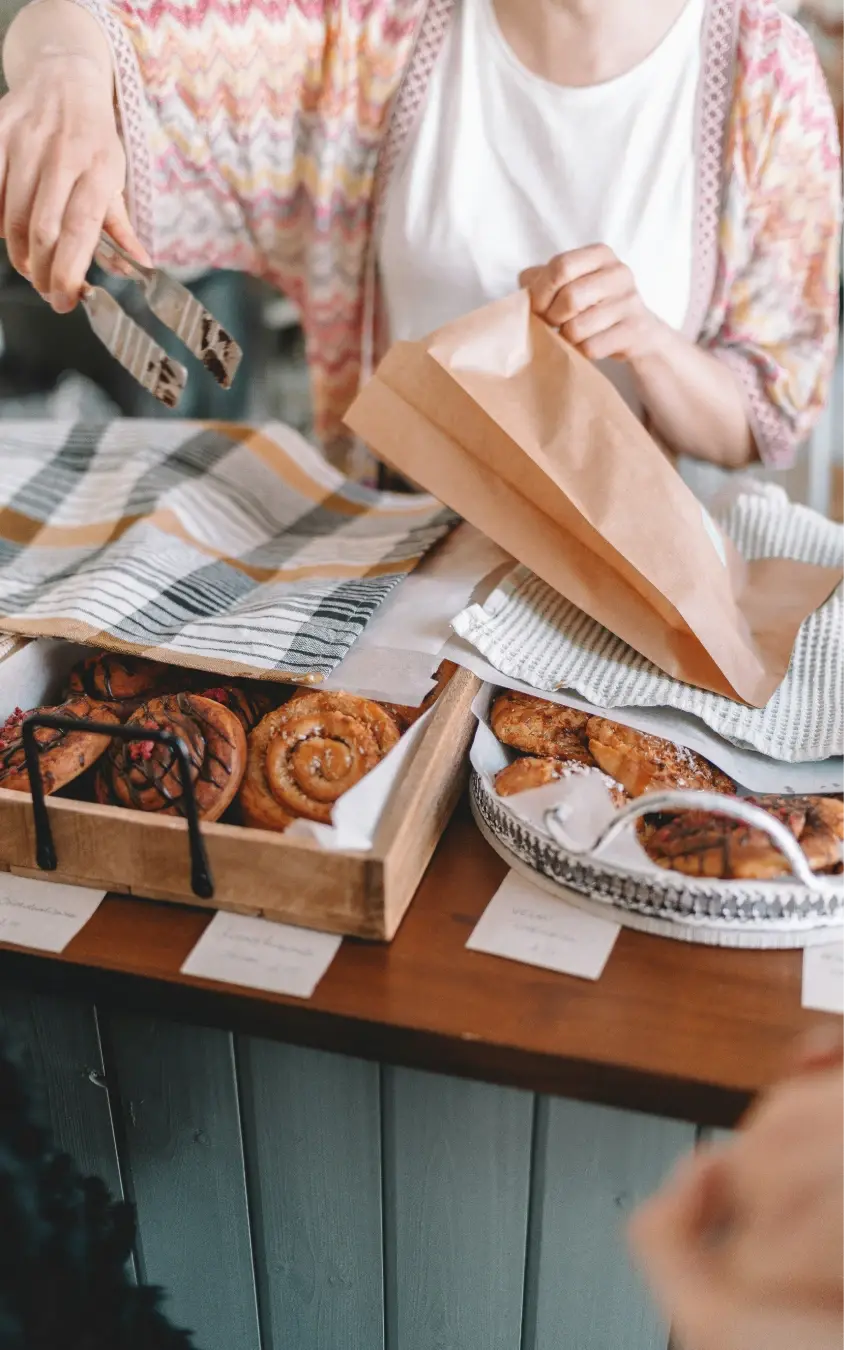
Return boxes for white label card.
[0,874,105,953]
[802,941,844,1015]
[466,871,620,981]
[181,911,342,999]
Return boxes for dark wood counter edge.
[0,943,749,1128]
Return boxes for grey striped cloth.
[0,421,455,681]
[453,484,843,763]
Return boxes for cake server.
[80,231,243,409]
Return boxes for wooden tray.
[0,639,480,940]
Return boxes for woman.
[0,0,839,478]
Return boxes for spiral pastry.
[0,695,119,794]
[198,684,278,733]
[68,651,178,717]
[240,692,401,829]
[95,693,246,822]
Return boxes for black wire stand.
[21,712,214,899]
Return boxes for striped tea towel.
[0,421,455,681]
[453,484,843,763]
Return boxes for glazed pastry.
[240,691,400,829]
[491,691,590,757]
[495,756,564,796]
[0,695,119,794]
[790,795,844,872]
[495,755,627,807]
[586,717,735,798]
[95,693,246,822]
[68,651,178,717]
[199,684,278,733]
[641,795,838,880]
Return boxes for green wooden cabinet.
[0,987,694,1350]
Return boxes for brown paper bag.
[346,291,839,706]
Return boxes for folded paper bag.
[345,291,839,706]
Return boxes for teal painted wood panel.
[0,987,124,1200]
[523,1097,696,1350]
[237,1038,384,1350]
[382,1065,533,1350]
[105,1014,261,1350]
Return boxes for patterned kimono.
[72,0,841,469]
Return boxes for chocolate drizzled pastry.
[95,693,246,822]
[68,652,179,717]
[0,695,119,794]
[199,684,278,733]
[642,794,843,880]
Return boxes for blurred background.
[0,0,838,518]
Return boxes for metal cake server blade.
[95,232,243,389]
[81,285,187,409]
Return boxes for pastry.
[0,695,119,794]
[491,691,590,757]
[642,795,841,880]
[586,716,735,798]
[495,756,564,796]
[95,693,246,822]
[198,684,278,733]
[792,796,844,872]
[495,755,627,807]
[240,691,400,829]
[68,651,178,717]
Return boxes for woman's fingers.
[3,141,40,277]
[785,1024,844,1079]
[49,166,117,308]
[28,152,84,296]
[524,244,617,315]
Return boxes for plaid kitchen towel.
[0,421,455,680]
[453,483,844,763]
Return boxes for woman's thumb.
[102,194,151,270]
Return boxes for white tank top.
[379,0,703,414]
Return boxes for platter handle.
[544,789,833,892]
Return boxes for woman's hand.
[0,0,149,312]
[518,243,756,467]
[629,1044,844,1350]
[519,244,668,364]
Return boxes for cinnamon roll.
[0,695,119,794]
[95,692,246,821]
[240,691,400,829]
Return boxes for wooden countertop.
[0,801,834,1128]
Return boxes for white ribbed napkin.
[453,484,843,763]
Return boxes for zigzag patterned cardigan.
[72,0,841,471]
